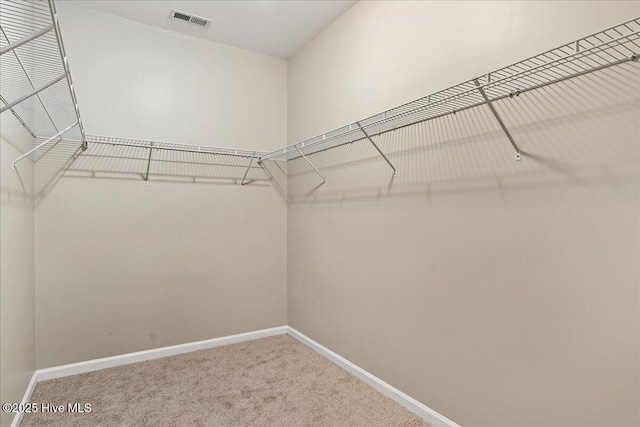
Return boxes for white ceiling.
[60,1,357,58]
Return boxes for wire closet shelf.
[258,17,640,165]
[85,135,265,159]
[0,0,264,178]
[1,2,639,186]
[74,135,267,187]
[0,0,86,160]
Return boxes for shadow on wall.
[287,64,640,204]
[2,137,34,204]
[26,137,288,206]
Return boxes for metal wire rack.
[259,17,640,168]
[0,0,274,187]
[1,0,86,158]
[86,135,265,158]
[52,135,269,186]
[2,3,638,197]
[61,137,270,186]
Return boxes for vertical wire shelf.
[1,0,86,164]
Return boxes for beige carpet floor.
[21,334,429,427]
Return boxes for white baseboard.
[286,326,461,427]
[36,326,287,382]
[13,325,459,427]
[10,371,38,427]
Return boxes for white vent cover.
[169,9,211,29]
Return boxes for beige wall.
[287,2,640,427]
[1,113,35,427]
[34,4,287,368]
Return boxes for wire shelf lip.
[260,16,640,162]
[85,135,267,158]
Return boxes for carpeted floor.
[21,334,429,426]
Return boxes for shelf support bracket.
[144,143,153,185]
[295,146,326,185]
[356,121,397,177]
[0,24,54,56]
[473,79,522,161]
[12,121,78,170]
[241,155,255,186]
[1,73,66,114]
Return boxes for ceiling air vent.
[169,9,212,29]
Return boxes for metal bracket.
[473,79,522,161]
[12,121,78,170]
[144,143,153,184]
[356,121,397,177]
[295,146,326,185]
[241,155,255,186]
